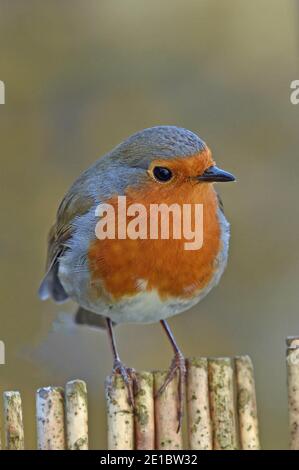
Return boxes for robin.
[39,126,235,430]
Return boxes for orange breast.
[88,180,221,301]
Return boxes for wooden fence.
[106,356,259,450]
[0,338,298,450]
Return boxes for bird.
[38,126,235,430]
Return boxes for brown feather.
[39,192,94,301]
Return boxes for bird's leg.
[156,319,186,432]
[106,318,137,408]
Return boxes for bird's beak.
[197,165,236,182]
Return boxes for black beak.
[198,165,236,182]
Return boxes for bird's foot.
[155,350,186,432]
[108,358,138,409]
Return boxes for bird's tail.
[74,307,110,329]
[52,308,113,335]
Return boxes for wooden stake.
[286,336,299,449]
[154,371,183,450]
[65,380,88,450]
[208,358,238,450]
[105,375,134,450]
[235,356,260,449]
[134,372,155,450]
[186,358,212,450]
[3,391,24,450]
[36,386,65,450]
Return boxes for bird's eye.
[152,166,173,182]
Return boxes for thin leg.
[106,318,137,407]
[160,319,182,355]
[157,319,186,432]
[106,317,119,361]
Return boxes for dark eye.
[153,166,173,182]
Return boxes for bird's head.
[110,126,235,200]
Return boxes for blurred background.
[0,0,299,449]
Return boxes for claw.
[108,359,138,409]
[155,351,186,432]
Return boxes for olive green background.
[0,0,299,449]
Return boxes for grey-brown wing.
[38,191,94,302]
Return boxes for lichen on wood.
[154,370,183,450]
[3,391,24,450]
[235,355,260,449]
[208,357,238,450]
[36,386,66,450]
[286,336,299,449]
[186,357,212,450]
[105,374,134,450]
[134,371,155,450]
[65,380,88,450]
